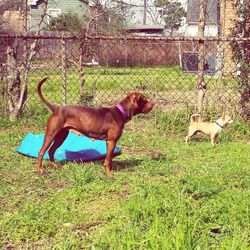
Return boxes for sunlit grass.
[0,113,249,249]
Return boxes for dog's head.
[129,92,155,114]
[216,112,233,128]
[121,92,155,118]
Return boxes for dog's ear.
[221,111,225,120]
[129,92,141,105]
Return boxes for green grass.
[0,113,249,249]
[29,65,238,94]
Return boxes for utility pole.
[143,0,147,25]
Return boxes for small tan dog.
[185,112,233,145]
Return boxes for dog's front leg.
[211,133,218,146]
[104,140,116,174]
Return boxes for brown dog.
[37,77,154,174]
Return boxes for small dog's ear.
[152,94,157,102]
[221,111,225,120]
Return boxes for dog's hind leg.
[48,129,69,169]
[37,133,56,174]
[185,128,196,143]
[37,116,64,174]
[185,136,189,143]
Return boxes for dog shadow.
[83,158,143,172]
[60,157,142,172]
[111,159,143,171]
[189,137,221,144]
[191,137,207,142]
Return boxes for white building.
[123,0,163,26]
[180,0,219,37]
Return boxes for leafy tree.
[48,11,94,102]
[230,0,250,119]
[5,0,49,121]
[155,0,186,35]
[48,1,130,35]
[47,1,131,103]
[48,12,88,35]
[105,0,131,35]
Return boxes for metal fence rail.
[0,34,249,119]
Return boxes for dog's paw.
[51,162,60,169]
[38,168,46,175]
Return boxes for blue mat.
[16,132,121,161]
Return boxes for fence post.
[178,41,182,68]
[197,0,206,119]
[61,37,67,105]
[124,39,128,67]
[79,48,85,101]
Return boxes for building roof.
[126,24,165,32]
[28,0,89,6]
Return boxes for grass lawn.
[0,113,249,249]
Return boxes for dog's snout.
[149,100,155,107]
[143,101,154,113]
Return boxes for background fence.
[0,34,248,121]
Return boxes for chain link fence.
[0,34,249,120]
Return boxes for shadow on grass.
[111,159,143,171]
[57,158,143,172]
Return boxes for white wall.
[178,0,219,37]
[182,24,218,36]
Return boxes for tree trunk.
[6,46,27,121]
[197,0,206,120]
[216,1,223,77]
[239,0,250,119]
[239,62,250,119]
[6,0,48,121]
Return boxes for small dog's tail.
[37,77,59,112]
[190,113,201,122]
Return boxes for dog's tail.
[37,77,59,112]
[190,113,201,122]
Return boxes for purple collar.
[115,103,129,122]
